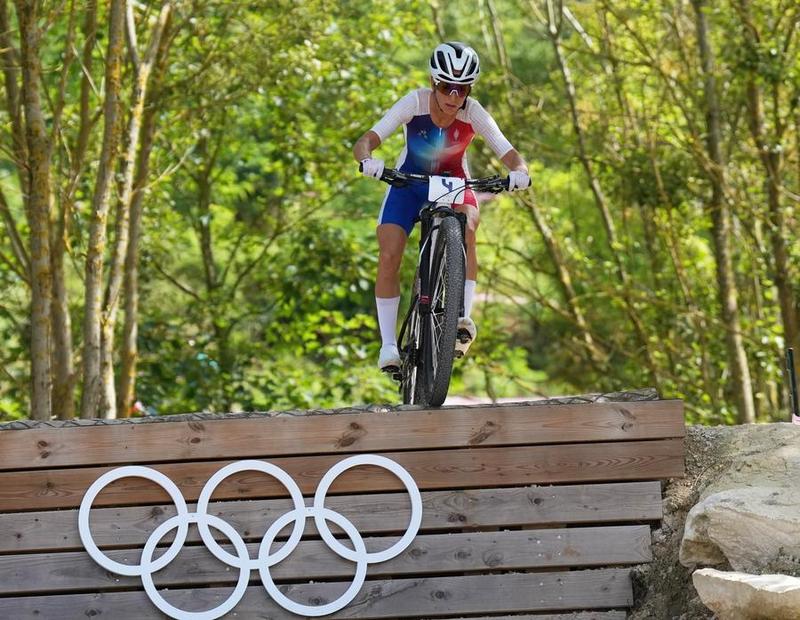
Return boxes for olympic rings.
[78,454,422,619]
[259,506,369,616]
[195,459,306,570]
[141,512,250,619]
[314,454,422,564]
[78,466,190,577]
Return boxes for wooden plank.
[0,439,685,511]
[0,569,633,618]
[0,481,662,554]
[0,526,651,594]
[0,400,685,471]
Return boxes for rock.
[687,425,799,496]
[630,424,800,620]
[692,568,800,619]
[678,424,800,574]
[680,486,800,571]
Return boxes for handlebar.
[359,164,511,194]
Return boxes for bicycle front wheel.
[398,302,421,405]
[418,216,465,406]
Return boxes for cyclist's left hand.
[508,170,531,191]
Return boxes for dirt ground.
[628,425,737,619]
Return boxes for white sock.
[463,280,477,318]
[376,296,400,347]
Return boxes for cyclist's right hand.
[359,158,385,180]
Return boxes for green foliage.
[118,0,434,414]
[1,0,799,423]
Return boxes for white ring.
[195,459,306,569]
[313,454,422,563]
[140,512,250,620]
[78,466,189,576]
[78,456,422,618]
[258,507,368,616]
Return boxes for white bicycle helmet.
[429,41,480,85]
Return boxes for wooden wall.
[0,399,685,618]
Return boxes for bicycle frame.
[417,204,467,317]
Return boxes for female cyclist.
[353,41,530,372]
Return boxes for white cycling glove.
[508,170,531,191]
[360,158,385,180]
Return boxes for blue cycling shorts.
[377,183,478,235]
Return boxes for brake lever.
[381,170,412,187]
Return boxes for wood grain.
[0,399,684,617]
[0,439,684,511]
[0,569,633,618]
[0,481,662,554]
[0,525,651,594]
[0,400,685,471]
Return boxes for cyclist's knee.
[378,249,403,273]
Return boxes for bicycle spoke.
[398,299,422,405]
[428,247,449,378]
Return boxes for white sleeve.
[468,99,514,159]
[369,91,418,142]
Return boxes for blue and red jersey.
[370,88,513,177]
[369,88,515,234]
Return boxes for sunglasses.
[434,81,471,97]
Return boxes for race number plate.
[428,175,466,205]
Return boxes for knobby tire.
[419,216,464,406]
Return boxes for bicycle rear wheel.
[418,216,464,406]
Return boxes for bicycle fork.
[417,207,468,318]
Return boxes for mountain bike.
[375,168,511,406]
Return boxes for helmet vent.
[430,42,480,85]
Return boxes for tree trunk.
[50,224,75,418]
[50,0,97,419]
[545,0,661,392]
[1,0,28,194]
[796,109,800,203]
[79,0,126,419]
[647,124,722,418]
[195,136,219,292]
[100,2,171,419]
[49,1,79,420]
[14,0,53,420]
[598,6,679,381]
[599,7,634,142]
[736,0,800,361]
[692,0,756,423]
[0,188,29,279]
[0,1,30,278]
[429,0,446,41]
[118,12,174,417]
[519,194,606,369]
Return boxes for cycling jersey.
[371,88,513,233]
[370,88,513,176]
